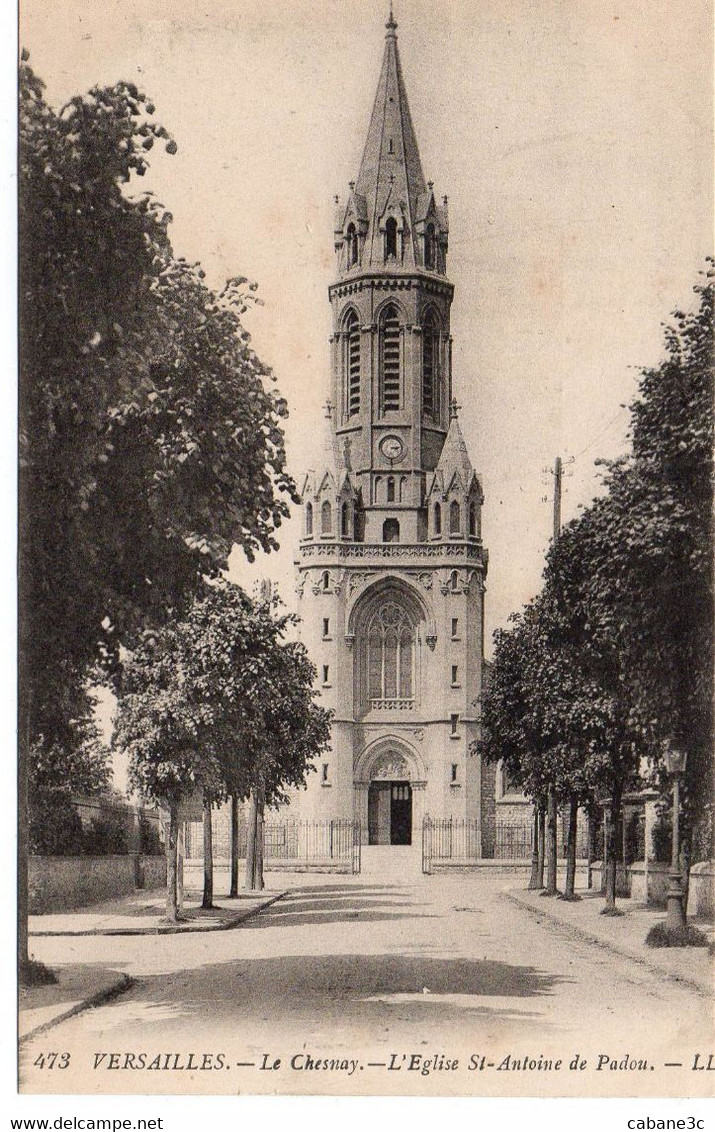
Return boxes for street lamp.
[663,742,688,932]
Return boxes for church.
[288,8,502,858]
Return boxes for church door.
[390,782,412,845]
[368,780,412,845]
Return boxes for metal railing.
[422,817,481,872]
[422,817,537,871]
[185,817,361,871]
[494,821,534,860]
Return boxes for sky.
[20,0,713,646]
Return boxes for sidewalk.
[505,884,714,996]
[21,886,288,1041]
[20,965,133,1042]
[29,887,286,936]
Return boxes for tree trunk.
[536,802,546,888]
[244,791,258,891]
[254,786,265,892]
[230,795,240,898]
[561,794,580,900]
[542,786,559,895]
[602,786,622,914]
[177,823,185,913]
[586,808,594,890]
[527,803,541,889]
[165,803,179,922]
[18,725,31,981]
[202,795,214,909]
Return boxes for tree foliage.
[479,266,713,864]
[28,719,111,855]
[19,58,296,752]
[113,581,332,813]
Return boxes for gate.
[422,815,433,874]
[351,820,361,874]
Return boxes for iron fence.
[494,821,534,860]
[423,813,591,873]
[422,817,481,871]
[185,817,360,868]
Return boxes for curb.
[503,889,712,998]
[20,973,134,1045]
[29,892,287,938]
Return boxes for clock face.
[380,435,404,461]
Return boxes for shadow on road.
[74,951,563,1040]
[239,888,432,930]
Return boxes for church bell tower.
[294,8,489,860]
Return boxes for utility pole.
[553,455,563,544]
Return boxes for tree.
[20,57,295,745]
[113,582,331,918]
[242,629,335,890]
[590,268,714,881]
[477,601,555,890]
[480,558,624,905]
[544,266,713,909]
[19,58,296,965]
[544,504,645,913]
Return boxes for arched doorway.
[355,744,426,847]
[368,777,412,845]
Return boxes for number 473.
[33,1053,70,1069]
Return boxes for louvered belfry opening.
[422,309,439,417]
[345,310,361,416]
[380,304,401,412]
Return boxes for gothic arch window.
[399,476,407,502]
[422,308,440,418]
[367,602,414,704]
[322,571,330,591]
[424,222,436,270]
[434,502,441,535]
[450,500,461,534]
[380,303,401,413]
[343,309,361,416]
[385,217,398,260]
[341,501,350,537]
[305,502,313,536]
[387,476,396,503]
[450,570,459,592]
[346,223,358,267]
[469,501,476,537]
[383,517,400,543]
[321,500,332,534]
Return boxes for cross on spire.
[386,0,397,35]
[323,398,333,420]
[450,397,462,420]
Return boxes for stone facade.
[280,11,508,858]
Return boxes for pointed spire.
[352,9,427,270]
[436,405,476,483]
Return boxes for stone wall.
[627,861,669,906]
[689,861,714,920]
[590,859,714,919]
[29,854,166,914]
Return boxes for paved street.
[21,873,713,1097]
